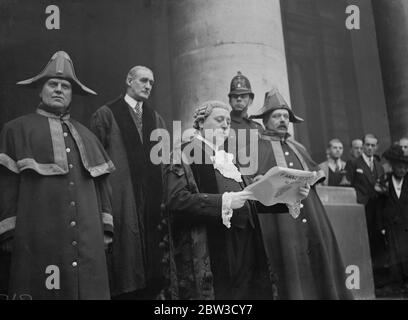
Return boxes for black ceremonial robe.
[0,109,114,299]
[252,131,353,300]
[91,96,167,297]
[163,137,274,300]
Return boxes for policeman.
[227,71,263,171]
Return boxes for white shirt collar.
[362,153,373,168]
[124,94,143,110]
[327,158,342,172]
[392,175,404,199]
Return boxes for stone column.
[372,0,408,141]
[166,0,293,132]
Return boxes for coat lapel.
[187,138,219,194]
[107,96,146,206]
[398,176,408,203]
[373,159,382,180]
[388,176,399,203]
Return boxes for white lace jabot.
[195,134,242,182]
[211,150,243,183]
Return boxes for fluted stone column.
[373,0,408,140]
[167,0,293,131]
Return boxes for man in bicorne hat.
[227,71,263,160]
[0,51,115,299]
[248,88,353,299]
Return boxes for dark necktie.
[369,158,374,171]
[133,102,143,142]
[335,162,341,172]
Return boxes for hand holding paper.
[230,190,254,209]
[299,183,311,200]
[253,175,264,183]
[245,167,320,218]
[222,190,254,228]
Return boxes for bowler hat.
[249,87,303,123]
[17,51,97,95]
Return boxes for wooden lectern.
[316,186,375,299]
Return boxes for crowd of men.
[0,51,407,300]
[318,133,408,293]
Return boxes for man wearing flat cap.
[0,51,114,299]
[376,145,408,288]
[248,88,353,299]
[162,100,277,300]
[227,71,263,159]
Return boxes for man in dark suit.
[346,134,385,205]
[346,133,386,279]
[91,66,167,299]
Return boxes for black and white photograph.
[0,0,408,307]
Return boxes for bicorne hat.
[249,87,303,123]
[17,51,97,95]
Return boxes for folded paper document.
[245,166,322,218]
